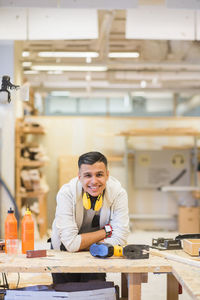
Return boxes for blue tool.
[89,242,114,258]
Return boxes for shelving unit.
[15,118,48,238]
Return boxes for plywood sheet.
[58,155,78,188]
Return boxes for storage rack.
[15,118,48,237]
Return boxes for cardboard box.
[178,206,200,234]
[183,239,200,256]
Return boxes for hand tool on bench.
[152,237,182,250]
[89,242,149,259]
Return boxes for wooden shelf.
[19,159,46,168]
[22,127,45,134]
[107,155,124,162]
[15,118,48,238]
[117,127,200,137]
[18,190,48,198]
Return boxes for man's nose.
[91,176,98,183]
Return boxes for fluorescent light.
[22,51,30,57]
[47,70,63,74]
[38,51,99,58]
[23,70,38,74]
[86,57,92,63]
[109,52,139,58]
[22,61,32,67]
[140,80,147,88]
[32,65,107,72]
[51,91,70,96]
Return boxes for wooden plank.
[128,273,141,300]
[58,155,78,188]
[167,273,179,300]
[37,193,47,238]
[19,159,46,168]
[121,273,128,298]
[117,128,200,137]
[150,249,200,268]
[172,261,200,300]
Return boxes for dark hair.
[78,151,107,168]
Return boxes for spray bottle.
[4,207,18,253]
[21,208,34,254]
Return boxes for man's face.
[78,162,109,197]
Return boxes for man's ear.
[78,171,81,179]
[106,169,109,178]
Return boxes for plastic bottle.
[21,208,34,254]
[4,208,18,253]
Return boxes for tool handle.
[113,245,123,257]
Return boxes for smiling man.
[51,151,129,284]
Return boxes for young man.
[51,151,129,283]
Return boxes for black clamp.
[152,238,182,250]
[123,244,149,259]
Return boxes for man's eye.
[97,173,103,177]
[84,174,91,178]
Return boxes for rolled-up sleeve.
[54,186,81,252]
[104,188,129,246]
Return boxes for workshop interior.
[1,0,200,299]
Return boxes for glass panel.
[45,96,77,115]
[79,98,107,114]
[40,91,200,117]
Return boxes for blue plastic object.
[89,242,114,258]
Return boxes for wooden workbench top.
[1,249,200,299]
[0,250,171,274]
[172,262,200,300]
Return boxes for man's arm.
[79,229,106,250]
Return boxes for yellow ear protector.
[82,192,103,211]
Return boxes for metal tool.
[152,237,182,250]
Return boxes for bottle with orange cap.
[4,207,18,253]
[21,207,34,254]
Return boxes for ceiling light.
[38,52,99,58]
[47,70,63,75]
[140,80,147,88]
[108,52,139,58]
[86,57,92,63]
[50,91,70,97]
[22,51,30,57]
[22,61,32,67]
[32,65,107,72]
[85,74,91,81]
[23,70,38,74]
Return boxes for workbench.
[1,250,200,300]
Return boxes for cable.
[0,177,20,225]
[16,273,20,289]
[1,273,9,289]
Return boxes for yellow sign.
[171,154,185,168]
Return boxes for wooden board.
[117,128,200,137]
[183,239,200,256]
[172,262,200,300]
[58,155,78,188]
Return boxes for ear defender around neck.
[82,192,103,211]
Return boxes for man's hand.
[79,229,106,251]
